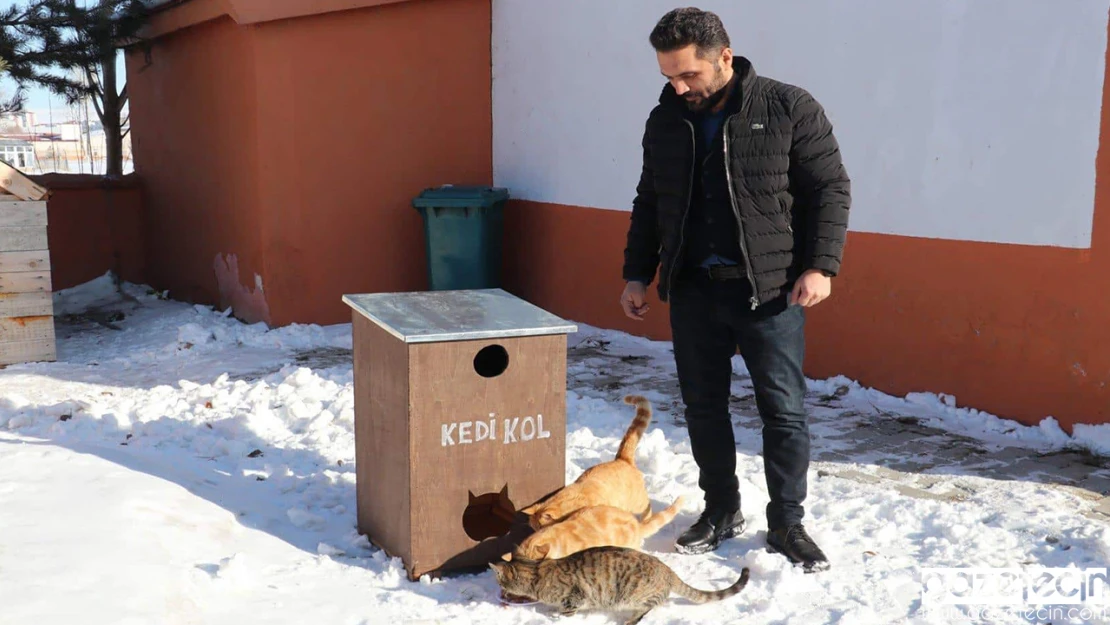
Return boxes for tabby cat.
[522,395,653,529]
[505,496,685,561]
[491,545,750,625]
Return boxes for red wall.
[249,0,493,327]
[126,16,267,321]
[34,174,146,291]
[126,0,493,327]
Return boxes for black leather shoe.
[675,507,746,555]
[766,524,830,572]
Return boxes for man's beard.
[684,63,731,112]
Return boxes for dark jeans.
[668,271,809,530]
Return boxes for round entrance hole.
[474,344,509,378]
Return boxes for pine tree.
[0,0,148,177]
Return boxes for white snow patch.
[51,270,126,315]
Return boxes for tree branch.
[83,65,104,101]
[90,93,104,122]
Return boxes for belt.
[704,264,745,280]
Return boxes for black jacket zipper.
[665,119,697,302]
[722,116,760,310]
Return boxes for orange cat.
[505,496,685,562]
[521,395,653,529]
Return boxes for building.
[0,111,37,132]
[0,138,36,170]
[125,0,1110,431]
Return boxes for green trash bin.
[412,184,510,291]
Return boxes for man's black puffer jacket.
[622,56,851,309]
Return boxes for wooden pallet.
[0,161,54,366]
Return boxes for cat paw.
[559,601,580,618]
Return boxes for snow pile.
[51,270,129,315]
[808,375,1079,453]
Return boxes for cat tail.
[616,395,652,465]
[638,496,684,537]
[671,567,751,604]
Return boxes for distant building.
[0,111,38,132]
[0,138,36,169]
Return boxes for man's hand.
[621,281,650,320]
[789,269,831,307]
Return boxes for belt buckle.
[706,264,725,280]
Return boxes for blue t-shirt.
[701,107,726,149]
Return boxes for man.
[620,7,850,573]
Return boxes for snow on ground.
[1,272,1108,625]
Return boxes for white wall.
[492,0,1109,248]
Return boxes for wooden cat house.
[341,288,577,580]
[0,161,54,366]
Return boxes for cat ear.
[520,503,538,515]
[534,544,550,559]
[468,491,476,503]
[498,484,510,502]
[500,552,513,562]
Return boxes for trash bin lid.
[412,184,510,209]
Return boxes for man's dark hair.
[649,7,730,57]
